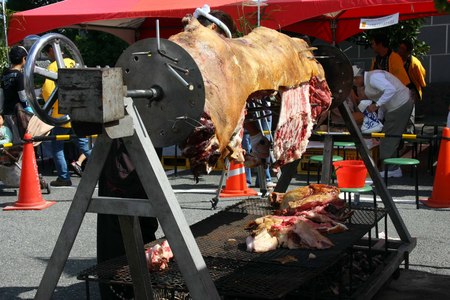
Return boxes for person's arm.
[412,58,427,88]
[390,53,410,86]
[370,58,375,71]
[16,73,29,107]
[349,89,361,108]
[368,72,397,108]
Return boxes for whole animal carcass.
[170,16,332,178]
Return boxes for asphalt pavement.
[1,148,449,299]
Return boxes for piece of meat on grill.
[246,214,337,252]
[270,184,340,210]
[270,185,313,208]
[145,240,174,271]
[287,193,343,211]
[170,16,331,178]
[246,228,279,253]
[291,221,334,249]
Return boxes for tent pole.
[257,0,261,27]
[330,19,337,46]
[2,0,7,49]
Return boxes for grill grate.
[226,197,274,215]
[191,211,375,269]
[78,200,387,299]
[349,207,386,226]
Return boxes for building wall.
[420,15,450,83]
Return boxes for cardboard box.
[161,156,190,170]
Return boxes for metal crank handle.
[126,86,163,100]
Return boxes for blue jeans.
[242,134,272,186]
[242,132,252,185]
[51,127,92,180]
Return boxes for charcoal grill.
[78,199,391,299]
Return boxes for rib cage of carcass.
[170,16,332,178]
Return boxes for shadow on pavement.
[374,269,450,300]
[0,282,99,300]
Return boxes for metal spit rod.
[126,87,162,99]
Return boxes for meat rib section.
[170,17,331,177]
[273,84,312,167]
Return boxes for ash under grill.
[78,199,387,299]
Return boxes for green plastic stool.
[334,141,356,160]
[340,185,378,237]
[383,158,420,209]
[307,155,343,184]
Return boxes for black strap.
[403,56,420,96]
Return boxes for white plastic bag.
[361,110,383,133]
[358,100,383,133]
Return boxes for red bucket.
[333,160,367,188]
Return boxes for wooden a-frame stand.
[34,99,220,300]
[274,101,413,244]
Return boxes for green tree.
[0,4,12,69]
[62,29,129,67]
[434,0,450,12]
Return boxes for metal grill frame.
[78,200,387,299]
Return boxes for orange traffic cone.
[421,127,450,208]
[4,133,56,211]
[220,161,258,198]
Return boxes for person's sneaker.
[71,161,83,177]
[50,178,72,187]
[380,168,403,178]
[266,182,276,188]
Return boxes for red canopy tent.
[8,0,237,44]
[7,0,447,45]
[283,0,446,44]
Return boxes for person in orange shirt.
[370,33,411,87]
[397,39,427,101]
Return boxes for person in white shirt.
[353,67,414,178]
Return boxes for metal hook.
[166,64,194,90]
[171,115,205,129]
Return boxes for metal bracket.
[104,97,135,139]
[33,99,220,300]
